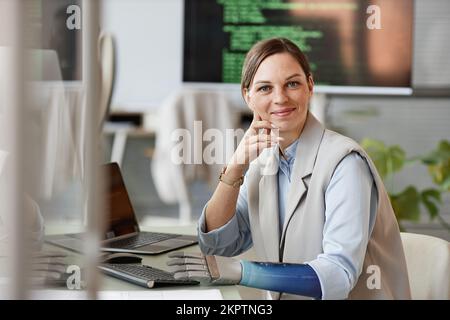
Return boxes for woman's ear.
[243,88,252,108]
[307,75,314,97]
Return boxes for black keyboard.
[99,263,199,288]
[106,232,178,249]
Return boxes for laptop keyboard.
[106,232,178,249]
[99,263,198,288]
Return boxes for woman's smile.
[270,107,296,118]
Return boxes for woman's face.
[245,52,313,134]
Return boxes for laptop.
[46,163,198,254]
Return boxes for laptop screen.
[104,163,140,239]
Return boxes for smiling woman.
[174,38,413,300]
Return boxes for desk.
[42,223,242,300]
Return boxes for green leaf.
[361,139,406,180]
[419,140,450,190]
[421,140,450,164]
[390,186,421,222]
[361,138,386,152]
[441,176,450,191]
[421,189,442,220]
[361,139,389,179]
[427,160,450,189]
[387,145,406,173]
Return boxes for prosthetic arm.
[167,252,322,299]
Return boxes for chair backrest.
[151,89,237,223]
[98,32,116,130]
[400,232,450,299]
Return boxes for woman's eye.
[287,81,300,88]
[258,86,271,92]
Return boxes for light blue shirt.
[277,139,299,236]
[198,143,378,299]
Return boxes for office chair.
[98,32,116,130]
[151,89,237,224]
[400,232,450,299]
[98,33,127,165]
[22,48,78,199]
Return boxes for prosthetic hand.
[167,252,242,285]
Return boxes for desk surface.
[42,223,242,300]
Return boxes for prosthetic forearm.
[240,260,322,299]
[167,252,322,299]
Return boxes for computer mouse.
[101,253,143,264]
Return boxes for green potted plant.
[361,139,450,231]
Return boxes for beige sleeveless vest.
[245,112,411,299]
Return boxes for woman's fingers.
[231,132,281,166]
[251,120,272,130]
[232,111,281,165]
[247,134,277,145]
[250,120,273,138]
[251,110,273,135]
[246,134,282,159]
[253,110,262,122]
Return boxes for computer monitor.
[26,0,82,81]
[183,0,413,95]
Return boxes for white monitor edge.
[182,82,413,96]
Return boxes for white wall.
[101,0,184,111]
[413,0,450,88]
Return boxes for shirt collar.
[280,138,299,164]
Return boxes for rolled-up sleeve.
[307,152,378,300]
[198,177,253,257]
